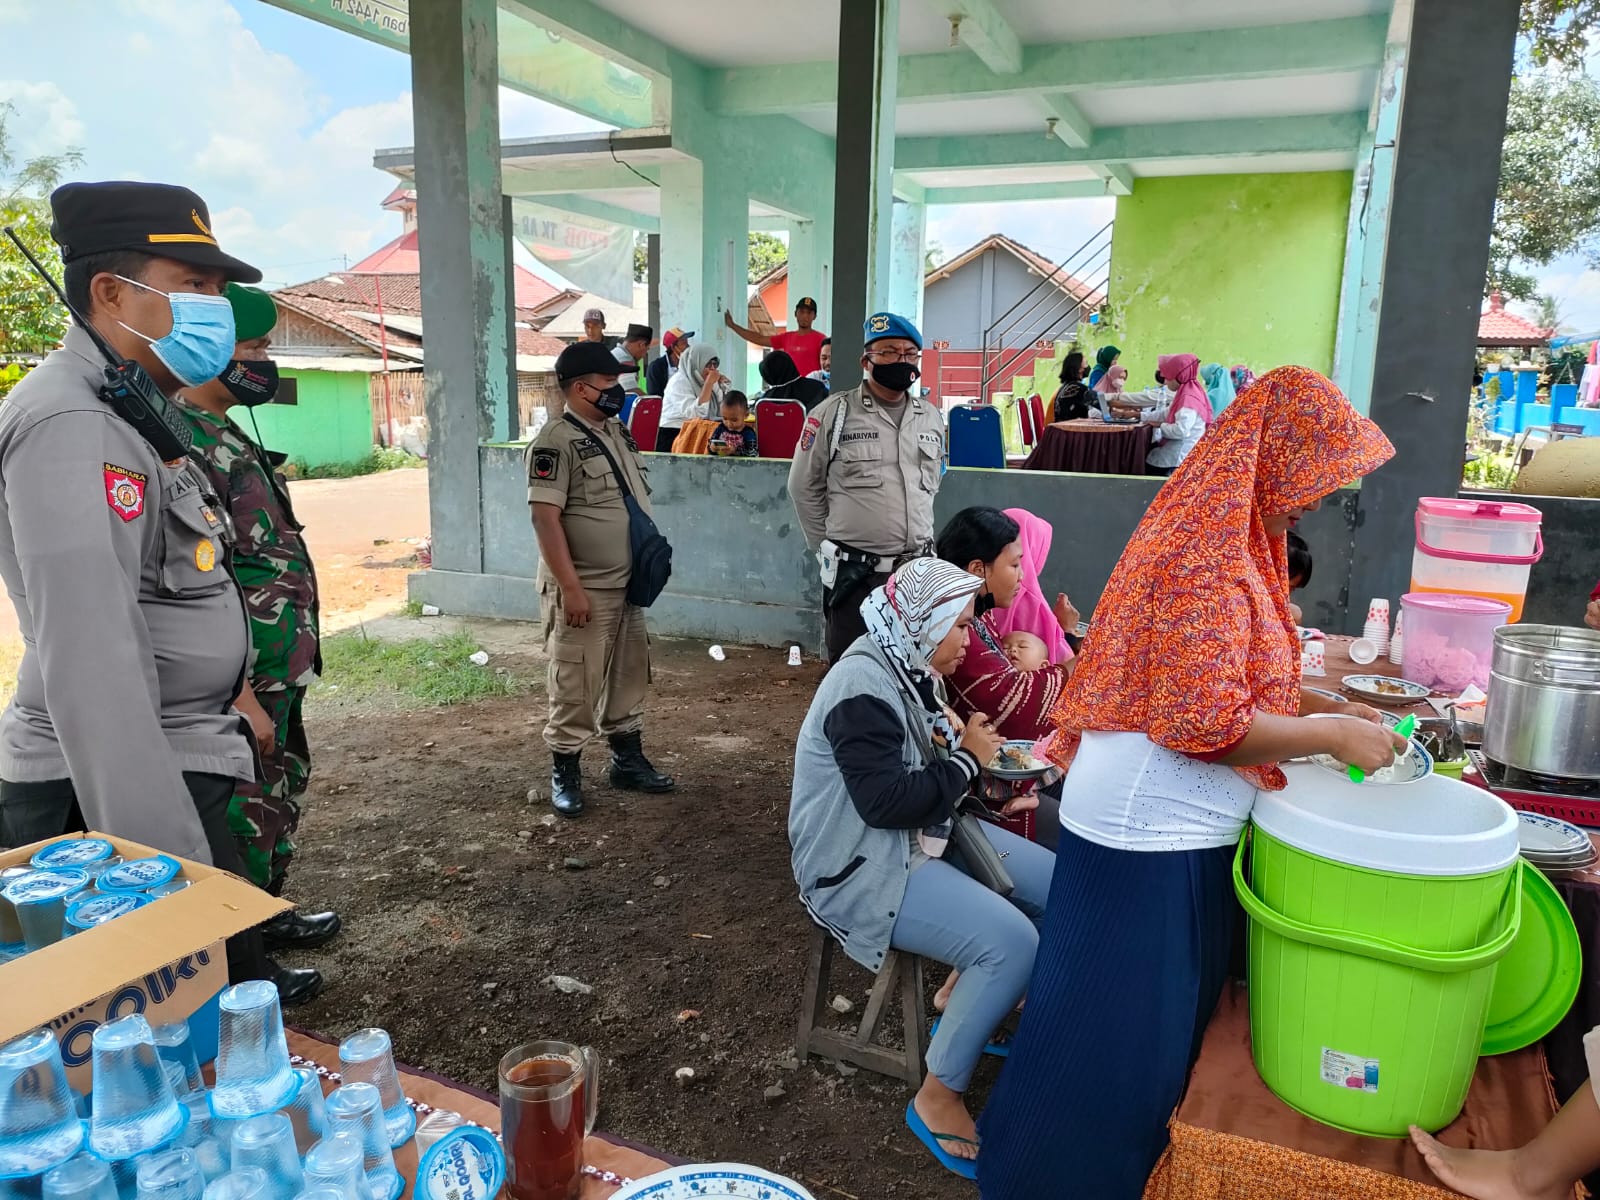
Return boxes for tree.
[747,232,786,283]
[0,102,82,390]
[633,230,648,283]
[1522,0,1600,67]
[925,241,946,272]
[1488,72,1600,299]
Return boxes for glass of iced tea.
[498,1041,599,1200]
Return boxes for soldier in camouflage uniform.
[176,284,342,958]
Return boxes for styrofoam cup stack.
[1388,609,1405,666]
[1362,598,1391,656]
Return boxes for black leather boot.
[607,731,676,793]
[551,752,585,817]
[268,959,324,1007]
[262,909,343,952]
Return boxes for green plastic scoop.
[1349,713,1415,783]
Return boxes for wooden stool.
[794,924,925,1087]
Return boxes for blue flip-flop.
[905,1099,979,1180]
[929,1016,1012,1058]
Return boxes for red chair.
[629,396,663,451]
[755,399,806,459]
[1029,392,1047,435]
[1018,394,1037,448]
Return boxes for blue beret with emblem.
[863,311,922,349]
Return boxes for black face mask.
[219,359,279,407]
[591,383,627,417]
[869,361,921,393]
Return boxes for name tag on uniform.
[576,443,605,461]
[917,431,943,447]
[840,430,879,444]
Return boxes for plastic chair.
[629,396,662,451]
[948,404,1006,469]
[1017,394,1037,448]
[754,399,806,459]
[1029,392,1047,436]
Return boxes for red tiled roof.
[1478,291,1553,348]
[346,231,561,309]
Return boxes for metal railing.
[978,222,1113,400]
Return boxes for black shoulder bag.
[562,414,673,608]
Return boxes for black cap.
[50,181,262,284]
[795,296,818,311]
[555,340,624,383]
[625,323,653,341]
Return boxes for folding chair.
[1029,392,1048,436]
[948,404,1006,469]
[1018,393,1037,448]
[754,399,806,459]
[628,396,662,451]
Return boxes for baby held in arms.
[1001,631,1050,672]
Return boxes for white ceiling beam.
[1091,164,1135,195]
[1040,93,1093,149]
[941,0,1023,75]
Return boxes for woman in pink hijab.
[988,509,1073,666]
[1143,352,1212,474]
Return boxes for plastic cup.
[209,983,295,1121]
[0,1029,84,1178]
[135,1148,206,1200]
[0,866,31,950]
[30,840,116,874]
[151,1025,205,1100]
[42,1153,118,1200]
[412,1110,464,1156]
[1348,638,1379,665]
[300,1133,373,1200]
[335,1033,413,1149]
[229,1115,302,1200]
[175,1092,230,1185]
[280,1070,326,1157]
[321,1087,399,1200]
[89,1015,188,1162]
[202,1170,268,1200]
[4,870,88,952]
[291,1190,348,1200]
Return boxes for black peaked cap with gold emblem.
[49,181,262,284]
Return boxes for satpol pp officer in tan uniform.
[787,312,946,661]
[526,341,676,818]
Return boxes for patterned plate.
[985,740,1052,781]
[1341,675,1431,705]
[613,1164,815,1199]
[1518,812,1593,860]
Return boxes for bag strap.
[562,413,634,499]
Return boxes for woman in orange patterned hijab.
[977,367,1407,1200]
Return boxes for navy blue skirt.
[976,829,1237,1199]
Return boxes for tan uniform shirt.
[525,410,652,589]
[786,383,946,557]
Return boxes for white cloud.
[1532,261,1600,335]
[0,80,86,160]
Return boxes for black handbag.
[562,415,673,608]
[949,800,1015,897]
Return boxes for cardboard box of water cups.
[0,831,288,1089]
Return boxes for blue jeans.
[889,822,1053,1091]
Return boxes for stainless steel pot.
[1483,624,1600,779]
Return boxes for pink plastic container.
[1410,497,1542,621]
[1400,593,1512,694]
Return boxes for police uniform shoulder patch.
[530,449,560,481]
[103,464,148,523]
[799,415,822,453]
[619,425,639,452]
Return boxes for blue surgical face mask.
[115,275,237,388]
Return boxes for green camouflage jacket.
[177,399,320,690]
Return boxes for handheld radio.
[3,226,194,462]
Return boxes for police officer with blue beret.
[787,312,947,660]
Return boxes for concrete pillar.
[1346,0,1519,625]
[787,218,821,326]
[888,200,927,333]
[830,0,899,387]
[502,195,520,434]
[410,0,510,576]
[646,233,661,339]
[659,159,747,369]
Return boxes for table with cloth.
[1142,639,1577,1199]
[286,1030,673,1198]
[1021,418,1152,475]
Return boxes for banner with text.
[510,200,634,306]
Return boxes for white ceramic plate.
[1341,675,1431,705]
[1310,735,1433,785]
[1518,812,1592,857]
[986,740,1051,781]
[613,1164,815,1199]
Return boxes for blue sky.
[2,0,1594,334]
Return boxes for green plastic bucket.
[1235,764,1522,1136]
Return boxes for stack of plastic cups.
[150,1028,204,1102]
[290,1189,347,1200]
[1362,598,1391,658]
[134,1150,206,1200]
[298,1134,371,1200]
[1389,609,1406,666]
[208,985,296,1124]
[0,867,33,961]
[0,1029,85,1182]
[335,1034,413,1149]
[201,1169,267,1200]
[89,1016,189,1200]
[4,871,89,952]
[228,1116,302,1200]
[278,1073,325,1159]
[43,1154,119,1200]
[174,1092,228,1187]
[320,1088,399,1200]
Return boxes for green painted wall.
[254,370,376,468]
[1104,171,1353,387]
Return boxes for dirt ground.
[287,630,983,1199]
